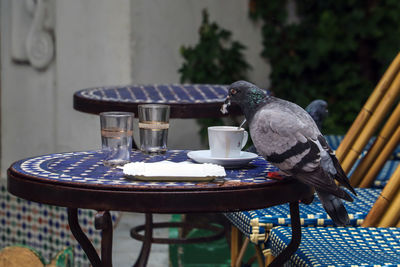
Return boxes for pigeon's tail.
[317,190,350,226]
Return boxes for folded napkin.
[122,161,226,178]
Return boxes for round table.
[8,150,313,267]
[73,84,242,118]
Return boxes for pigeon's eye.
[230,88,238,95]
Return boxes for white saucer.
[187,150,258,168]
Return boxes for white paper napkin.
[122,161,226,178]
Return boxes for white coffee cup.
[208,126,249,158]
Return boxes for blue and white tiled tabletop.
[10,150,282,190]
[75,84,229,104]
[73,84,247,118]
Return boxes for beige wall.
[54,0,132,153]
[1,0,132,177]
[1,0,57,177]
[1,0,267,177]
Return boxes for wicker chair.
[266,163,400,266]
[267,226,400,266]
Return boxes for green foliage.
[249,0,400,133]
[179,10,251,84]
[179,10,251,143]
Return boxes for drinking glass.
[100,112,134,166]
[138,104,170,154]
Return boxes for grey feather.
[224,80,356,226]
[317,191,350,226]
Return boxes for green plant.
[179,9,251,143]
[249,0,400,133]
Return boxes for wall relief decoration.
[11,0,55,70]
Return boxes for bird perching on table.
[221,81,356,226]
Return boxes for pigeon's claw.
[221,96,231,114]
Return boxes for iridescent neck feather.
[242,88,268,121]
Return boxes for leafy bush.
[179,9,251,84]
[179,10,251,143]
[248,0,400,133]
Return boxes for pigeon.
[222,81,356,226]
[305,100,328,131]
[246,99,329,154]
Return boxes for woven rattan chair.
[226,52,400,266]
[266,163,400,266]
[226,164,399,266]
[225,188,380,266]
[266,226,400,266]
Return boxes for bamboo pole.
[336,52,400,162]
[362,164,400,226]
[231,226,241,267]
[350,103,400,187]
[343,73,400,176]
[254,245,265,267]
[396,217,400,227]
[235,237,249,267]
[377,189,400,227]
[264,249,275,267]
[358,126,400,188]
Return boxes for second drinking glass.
[138,104,170,154]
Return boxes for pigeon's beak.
[220,95,231,114]
[224,95,231,104]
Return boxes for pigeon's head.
[221,80,268,114]
[305,99,328,131]
[305,99,328,117]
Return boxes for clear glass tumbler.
[100,112,134,166]
[138,104,170,154]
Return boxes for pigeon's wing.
[287,140,353,202]
[295,167,353,202]
[250,107,353,201]
[250,107,321,172]
[317,135,356,195]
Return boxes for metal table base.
[67,204,303,267]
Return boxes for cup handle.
[241,131,248,149]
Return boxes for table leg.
[67,208,113,267]
[95,211,113,267]
[133,213,153,267]
[268,202,301,267]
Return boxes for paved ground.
[112,212,171,266]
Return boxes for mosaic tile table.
[73,84,243,118]
[7,150,313,267]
